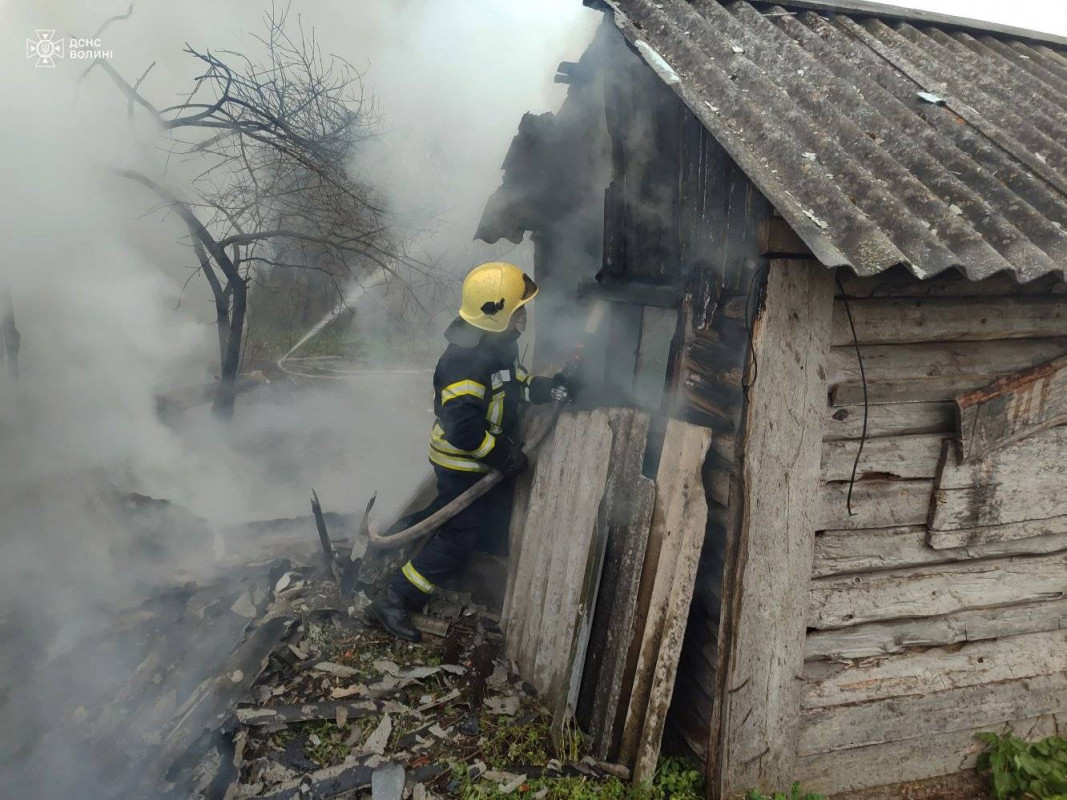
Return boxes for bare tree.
[90,5,435,416]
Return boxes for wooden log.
[837,266,1067,299]
[830,296,1067,346]
[956,355,1067,460]
[795,714,1064,797]
[806,598,1067,660]
[928,515,1067,550]
[930,427,1067,531]
[809,552,1067,630]
[619,420,711,782]
[710,260,835,795]
[818,479,932,531]
[832,375,1009,405]
[813,525,1067,577]
[926,509,1067,550]
[823,402,954,440]
[800,671,1067,756]
[758,217,811,256]
[827,338,1067,405]
[802,629,1067,709]
[820,434,947,481]
[828,339,1067,385]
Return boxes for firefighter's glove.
[550,371,577,404]
[483,436,529,477]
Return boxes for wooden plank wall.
[590,29,774,765]
[795,266,1067,797]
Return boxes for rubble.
[33,521,664,800]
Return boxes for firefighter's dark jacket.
[428,317,553,473]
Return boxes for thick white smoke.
[0,1,598,796]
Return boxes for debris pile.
[222,564,633,799]
[35,549,636,799]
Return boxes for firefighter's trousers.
[388,466,514,610]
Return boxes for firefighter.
[370,262,572,642]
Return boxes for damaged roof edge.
[598,0,1067,284]
[602,2,872,275]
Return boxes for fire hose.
[361,400,565,549]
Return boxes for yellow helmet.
[458,262,538,333]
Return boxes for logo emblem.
[26,30,65,68]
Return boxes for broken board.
[618,419,712,782]
[575,409,655,761]
[503,410,614,743]
[955,354,1067,461]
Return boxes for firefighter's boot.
[369,586,422,643]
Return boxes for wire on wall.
[835,273,868,517]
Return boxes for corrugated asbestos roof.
[602,0,1067,281]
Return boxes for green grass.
[301,719,352,767]
[479,715,552,769]
[451,755,704,800]
[653,757,705,799]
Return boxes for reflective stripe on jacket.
[428,319,548,473]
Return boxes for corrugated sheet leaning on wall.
[600,0,1067,282]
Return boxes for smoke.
[0,1,598,796]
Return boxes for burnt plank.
[619,420,712,781]
[577,410,654,760]
[956,354,1067,460]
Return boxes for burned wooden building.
[478,1,1067,797]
